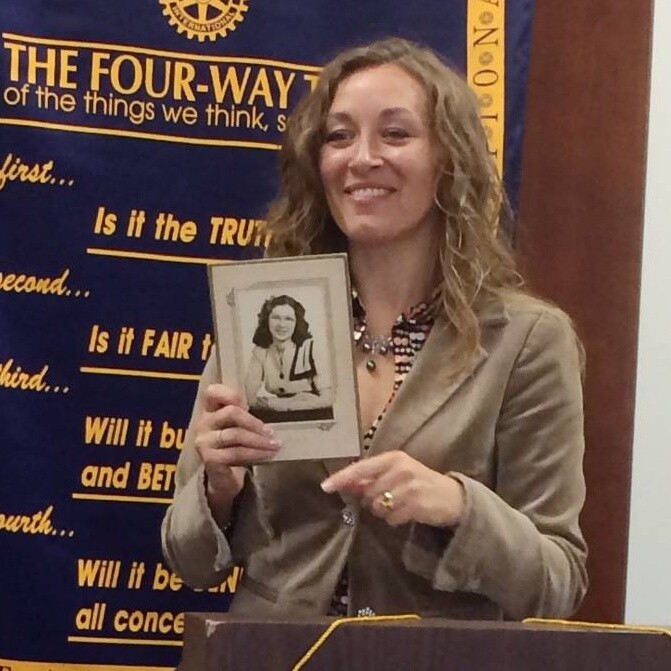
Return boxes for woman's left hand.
[320,451,466,528]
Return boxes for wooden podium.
[178,614,671,670]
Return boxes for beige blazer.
[161,292,587,620]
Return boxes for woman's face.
[319,63,439,248]
[268,303,297,343]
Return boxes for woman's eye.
[324,129,351,143]
[383,127,410,140]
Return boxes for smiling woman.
[243,294,333,423]
[163,37,587,622]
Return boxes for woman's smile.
[345,183,396,204]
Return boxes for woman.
[245,294,333,422]
[161,37,587,620]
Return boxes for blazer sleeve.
[403,309,588,619]
[160,352,234,588]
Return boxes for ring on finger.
[380,490,395,510]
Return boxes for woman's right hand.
[194,383,281,522]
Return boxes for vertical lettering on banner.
[468,0,505,175]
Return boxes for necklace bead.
[355,326,394,374]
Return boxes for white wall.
[625,0,671,624]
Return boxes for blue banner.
[0,1,534,668]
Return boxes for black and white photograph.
[208,254,361,461]
[240,286,334,423]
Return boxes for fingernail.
[320,478,335,493]
[269,439,282,449]
[262,425,275,437]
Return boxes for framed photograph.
[208,253,362,461]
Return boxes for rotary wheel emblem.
[159,0,249,42]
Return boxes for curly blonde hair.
[265,37,524,370]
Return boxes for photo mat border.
[207,253,362,461]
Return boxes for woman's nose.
[348,136,383,171]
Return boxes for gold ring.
[380,491,395,510]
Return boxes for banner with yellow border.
[0,1,535,667]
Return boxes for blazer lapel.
[319,303,508,498]
[367,306,508,457]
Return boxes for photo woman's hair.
[263,37,523,371]
[252,295,312,348]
